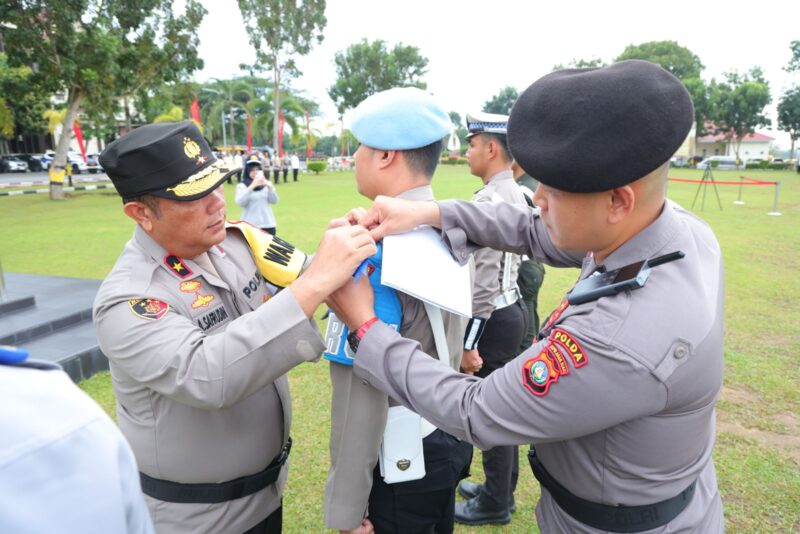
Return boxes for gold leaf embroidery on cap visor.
[166,161,227,197]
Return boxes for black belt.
[528,448,696,533]
[140,438,292,504]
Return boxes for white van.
[697,156,745,170]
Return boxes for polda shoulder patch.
[128,299,169,321]
[548,328,588,368]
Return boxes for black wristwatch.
[347,330,361,354]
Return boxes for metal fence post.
[0,257,6,302]
[733,176,745,205]
[768,181,782,216]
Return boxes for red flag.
[190,97,201,124]
[278,112,285,158]
[246,114,252,153]
[306,110,312,158]
[72,121,87,162]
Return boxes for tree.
[1,0,206,199]
[616,41,704,80]
[708,68,771,163]
[777,86,800,161]
[552,57,606,70]
[483,86,519,115]
[0,53,51,152]
[237,0,327,155]
[787,40,800,72]
[328,39,428,115]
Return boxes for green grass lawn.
[2,165,798,533]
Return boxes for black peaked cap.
[100,121,237,201]
[508,60,694,193]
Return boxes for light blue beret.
[350,87,451,150]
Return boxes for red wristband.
[355,317,379,340]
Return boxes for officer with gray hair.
[329,60,725,533]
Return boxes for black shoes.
[454,496,512,526]
[457,481,517,513]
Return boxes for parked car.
[11,153,45,172]
[38,151,102,174]
[0,155,30,173]
[696,156,745,170]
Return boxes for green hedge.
[307,161,328,174]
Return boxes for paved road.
[0,171,109,187]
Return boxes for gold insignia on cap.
[167,160,226,197]
[184,137,201,159]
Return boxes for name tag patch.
[128,299,169,321]
[196,306,230,331]
[548,328,588,368]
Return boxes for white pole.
[733,176,745,205]
[768,181,782,216]
[221,110,227,148]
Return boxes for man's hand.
[461,349,483,375]
[358,196,441,241]
[290,225,376,317]
[340,518,374,534]
[326,276,375,331]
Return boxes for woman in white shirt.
[235,153,279,235]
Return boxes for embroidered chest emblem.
[179,280,216,309]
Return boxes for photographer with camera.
[236,153,280,235]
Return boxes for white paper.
[381,226,472,318]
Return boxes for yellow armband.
[227,221,306,287]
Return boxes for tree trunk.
[272,60,281,156]
[50,89,84,200]
[229,108,235,146]
[124,96,132,133]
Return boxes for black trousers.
[475,300,527,511]
[369,429,473,534]
[292,168,299,181]
[272,169,280,184]
[517,260,545,351]
[282,168,288,182]
[243,504,281,534]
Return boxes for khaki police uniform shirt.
[471,169,526,318]
[324,185,469,530]
[354,199,724,533]
[93,225,325,534]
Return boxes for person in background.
[272,154,282,185]
[291,153,301,182]
[236,153,280,235]
[281,155,290,183]
[511,159,546,348]
[453,111,528,527]
[0,347,154,534]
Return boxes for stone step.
[19,320,109,383]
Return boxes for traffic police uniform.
[458,112,528,523]
[325,88,473,533]
[351,61,725,532]
[0,348,154,533]
[94,122,324,533]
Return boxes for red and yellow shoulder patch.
[548,328,588,368]
[128,298,169,321]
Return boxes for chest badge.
[180,280,216,309]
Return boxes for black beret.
[508,60,694,193]
[100,121,239,201]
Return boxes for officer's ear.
[123,199,160,232]
[377,150,397,170]
[606,185,635,225]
